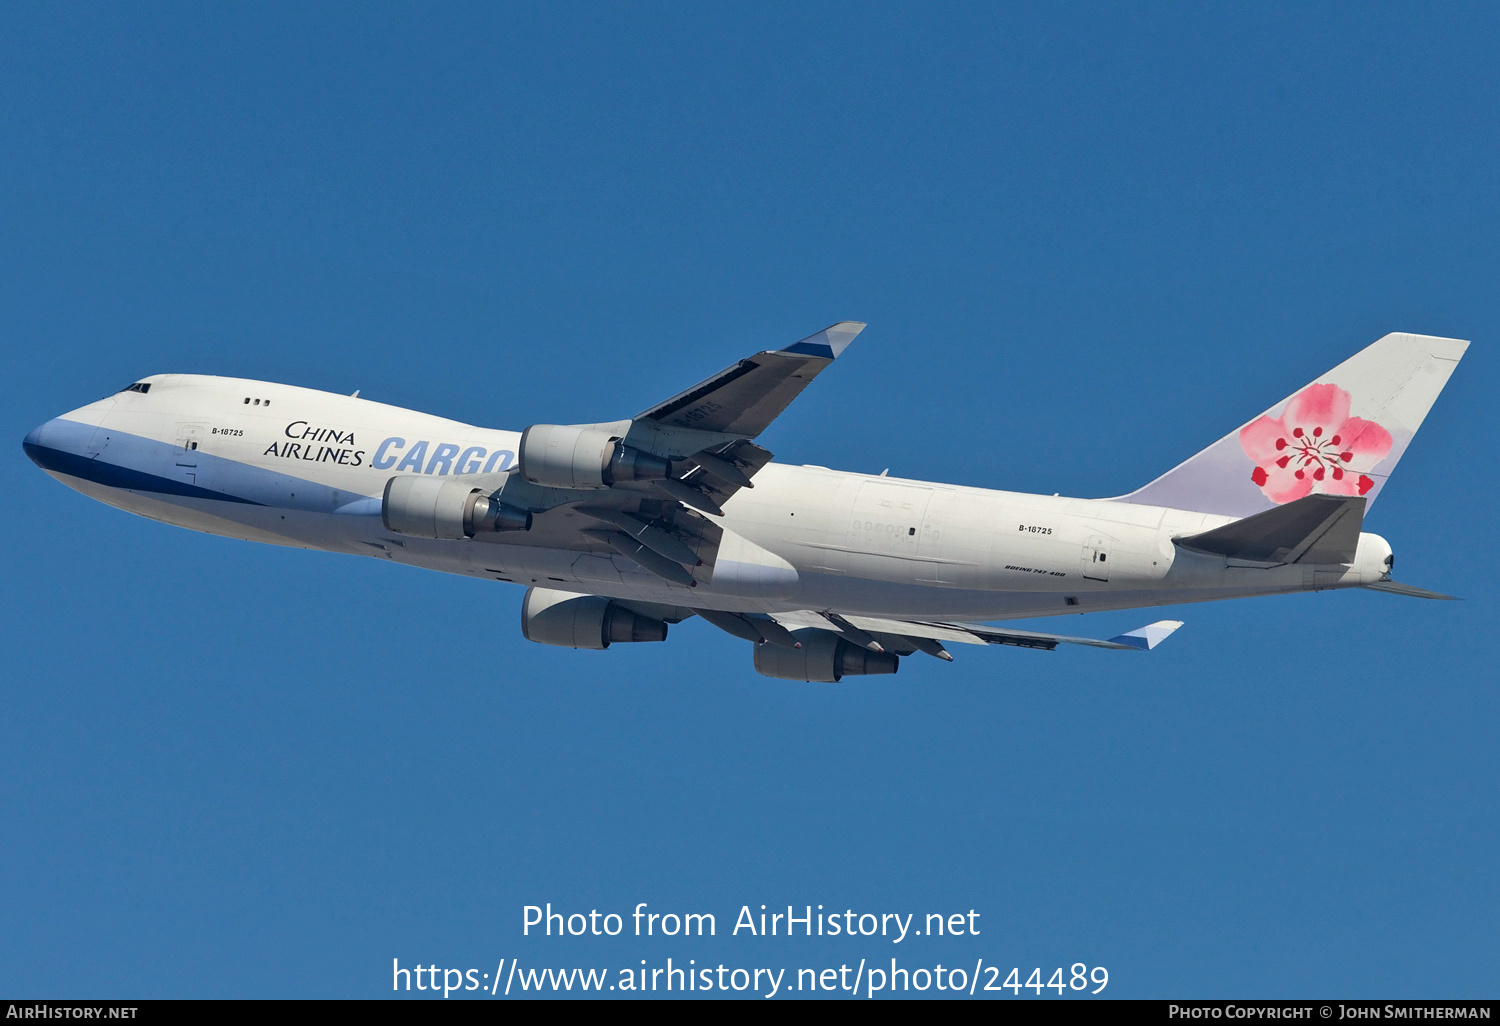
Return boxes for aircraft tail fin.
[1174,493,1365,565]
[1114,333,1469,518]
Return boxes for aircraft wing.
[636,322,865,437]
[617,321,861,517]
[755,609,1184,657]
[480,323,865,590]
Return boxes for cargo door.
[848,480,932,559]
[913,488,958,585]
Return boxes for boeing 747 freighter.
[24,325,1466,680]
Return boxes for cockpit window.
[120,382,151,394]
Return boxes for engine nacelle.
[521,587,669,650]
[753,628,899,682]
[518,424,671,490]
[382,476,531,539]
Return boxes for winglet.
[1107,620,1185,650]
[780,321,865,360]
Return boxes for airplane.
[23,324,1467,681]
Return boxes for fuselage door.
[848,481,932,559]
[174,423,207,486]
[1082,534,1110,581]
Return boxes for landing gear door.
[1081,534,1110,581]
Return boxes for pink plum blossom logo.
[1239,383,1393,504]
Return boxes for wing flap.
[668,438,776,512]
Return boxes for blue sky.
[2,2,1496,998]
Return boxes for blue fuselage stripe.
[23,442,263,505]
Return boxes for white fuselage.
[24,373,1393,621]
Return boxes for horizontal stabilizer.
[1176,493,1365,564]
[1362,579,1457,601]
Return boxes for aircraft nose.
[25,396,118,477]
[22,419,56,466]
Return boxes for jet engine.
[752,628,899,682]
[382,476,531,539]
[518,424,671,490]
[521,587,669,650]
